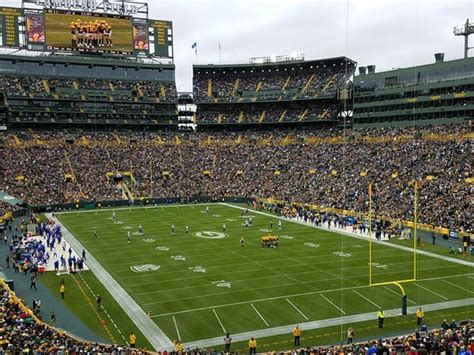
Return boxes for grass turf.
[52,203,473,350]
[39,270,153,349]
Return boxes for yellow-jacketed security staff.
[292,325,301,346]
[416,307,425,325]
[377,309,385,328]
[248,337,257,354]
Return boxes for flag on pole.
[368,182,372,196]
[191,42,197,49]
[218,42,221,50]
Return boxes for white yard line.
[184,298,474,350]
[320,294,346,315]
[212,309,227,334]
[56,203,212,214]
[286,298,309,320]
[416,283,448,300]
[441,279,474,294]
[151,272,472,318]
[383,286,416,305]
[220,203,474,268]
[251,304,269,327]
[352,290,381,309]
[172,316,181,341]
[47,214,174,350]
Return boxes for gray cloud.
[1,0,472,91]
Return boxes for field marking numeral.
[189,266,206,273]
[142,238,155,243]
[333,251,352,258]
[171,255,186,261]
[304,243,320,248]
[212,280,231,288]
[156,246,169,251]
[280,235,294,240]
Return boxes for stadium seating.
[0,124,471,232]
[193,62,352,103]
[0,75,177,126]
[196,101,341,124]
[0,280,143,353]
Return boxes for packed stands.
[0,280,145,353]
[193,57,355,125]
[0,54,178,128]
[0,124,471,232]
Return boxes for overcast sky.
[1,0,473,91]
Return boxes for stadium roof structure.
[355,56,473,83]
[0,53,175,70]
[193,56,356,73]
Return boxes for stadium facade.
[353,54,474,128]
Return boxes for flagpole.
[219,42,222,64]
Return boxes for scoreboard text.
[0,7,22,47]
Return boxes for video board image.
[44,11,133,54]
[26,14,45,43]
[133,22,149,51]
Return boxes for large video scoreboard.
[0,0,173,59]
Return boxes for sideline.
[220,203,474,268]
[184,298,474,350]
[46,213,174,350]
[56,203,214,215]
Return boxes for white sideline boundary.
[47,214,174,351]
[220,203,474,268]
[184,298,474,350]
[56,203,213,215]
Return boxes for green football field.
[54,203,473,350]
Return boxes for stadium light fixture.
[453,18,474,58]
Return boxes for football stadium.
[0,0,473,353]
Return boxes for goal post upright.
[367,181,419,315]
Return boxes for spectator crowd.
[193,62,352,103]
[0,282,147,353]
[0,124,471,232]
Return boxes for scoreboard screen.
[0,7,22,47]
[44,10,134,55]
[0,2,174,59]
[149,20,172,58]
[133,21,149,54]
